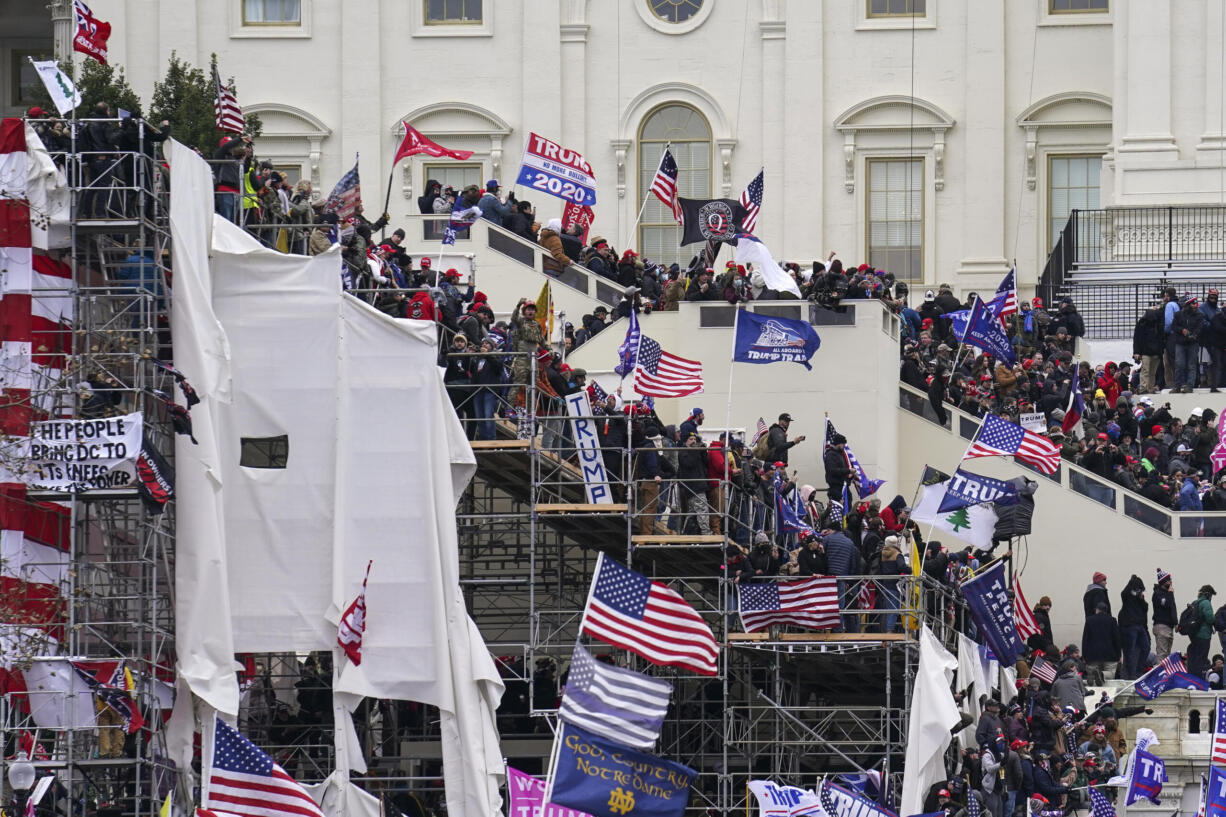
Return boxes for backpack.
[1215,604,1226,634]
[751,432,773,461]
[1177,601,1200,636]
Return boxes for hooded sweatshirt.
[1152,580,1176,626]
[1117,575,1148,628]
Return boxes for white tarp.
[22,658,95,729]
[955,632,989,751]
[901,626,960,817]
[167,139,503,817]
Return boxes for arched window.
[638,104,711,266]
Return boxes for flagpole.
[381,165,396,239]
[628,142,671,249]
[722,307,740,548]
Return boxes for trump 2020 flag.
[615,309,641,378]
[959,561,1024,666]
[936,468,1020,513]
[548,724,696,817]
[747,781,824,817]
[1125,749,1167,806]
[1133,653,1207,699]
[959,295,1017,365]
[1207,766,1226,817]
[734,310,820,369]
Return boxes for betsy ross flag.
[965,414,1061,475]
[1212,697,1226,765]
[558,645,672,750]
[1088,787,1116,817]
[324,156,362,222]
[337,560,372,665]
[392,122,473,165]
[650,148,683,224]
[1029,655,1058,685]
[208,716,324,817]
[580,553,718,676]
[212,66,244,135]
[634,336,703,398]
[72,1,111,65]
[739,577,840,632]
[1013,578,1042,642]
[739,169,764,235]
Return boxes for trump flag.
[734,311,821,370]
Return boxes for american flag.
[966,790,982,817]
[589,380,609,408]
[208,716,324,817]
[1212,698,1226,766]
[634,336,704,398]
[819,779,840,817]
[993,267,1018,324]
[1088,788,1116,817]
[739,577,840,633]
[650,148,683,224]
[965,414,1061,474]
[558,645,672,749]
[739,169,764,235]
[324,156,362,222]
[615,309,641,378]
[1155,652,1187,677]
[857,580,877,611]
[337,560,371,665]
[1013,578,1042,642]
[751,417,768,445]
[212,65,244,135]
[580,553,718,676]
[1029,655,1057,685]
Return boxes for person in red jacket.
[706,437,727,535]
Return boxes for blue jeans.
[1004,791,1017,817]
[1175,342,1199,388]
[215,191,240,223]
[1120,624,1149,678]
[473,390,498,440]
[877,583,900,633]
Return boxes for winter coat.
[1081,612,1122,663]
[538,228,572,274]
[823,447,852,495]
[1050,669,1087,712]
[821,531,859,576]
[1152,583,1176,626]
[1172,306,1206,345]
[1133,308,1166,356]
[797,547,827,576]
[766,423,798,465]
[478,192,513,224]
[1117,575,1149,628]
[1083,583,1110,618]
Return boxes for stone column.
[956,0,1010,278]
[48,0,73,62]
[559,0,589,159]
[340,0,383,215]
[1197,0,1226,153]
[760,1,786,245]
[1117,2,1177,157]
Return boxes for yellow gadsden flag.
[535,279,553,340]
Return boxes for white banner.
[1019,411,1046,433]
[24,412,142,491]
[565,391,612,504]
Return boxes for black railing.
[1037,215,1075,309]
[1062,206,1226,268]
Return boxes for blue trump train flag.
[1207,766,1226,817]
[733,311,821,370]
[960,561,1025,666]
[549,724,696,817]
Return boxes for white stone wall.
[39,1,1223,294]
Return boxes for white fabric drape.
[901,626,960,817]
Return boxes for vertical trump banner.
[566,391,613,505]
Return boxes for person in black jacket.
[418,179,442,214]
[559,224,585,262]
[901,346,928,391]
[1117,574,1150,679]
[1083,572,1110,618]
[797,533,827,576]
[1152,568,1177,659]
[928,366,950,426]
[1082,602,1122,684]
[502,200,539,242]
[634,428,675,535]
[766,413,806,465]
[823,433,853,500]
[1172,296,1207,392]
